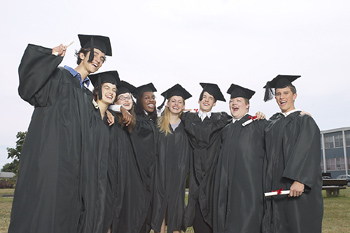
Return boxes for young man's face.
[167,96,185,115]
[141,91,156,114]
[229,97,249,119]
[275,86,297,113]
[198,91,216,113]
[80,48,106,74]
[99,83,117,105]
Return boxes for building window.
[336,157,345,170]
[326,158,335,171]
[334,133,343,148]
[345,131,350,147]
[324,134,334,149]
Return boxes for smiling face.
[80,48,106,74]
[141,91,156,113]
[275,86,297,113]
[229,97,249,119]
[99,83,117,105]
[198,91,216,113]
[116,92,133,111]
[167,96,185,115]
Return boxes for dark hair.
[135,95,157,122]
[75,47,90,65]
[92,85,99,100]
[199,90,217,102]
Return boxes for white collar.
[198,110,212,121]
[233,113,248,123]
[281,108,301,117]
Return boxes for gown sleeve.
[18,44,64,106]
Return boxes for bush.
[0,178,16,189]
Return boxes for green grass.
[1,188,349,233]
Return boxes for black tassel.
[263,81,274,102]
[88,37,94,62]
[98,74,102,100]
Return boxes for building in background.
[320,127,350,178]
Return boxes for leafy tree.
[5,131,27,175]
[1,162,17,172]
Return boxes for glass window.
[326,158,335,171]
[334,133,343,148]
[336,157,345,170]
[345,131,350,147]
[324,134,334,149]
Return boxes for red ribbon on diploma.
[272,188,283,195]
[249,116,257,120]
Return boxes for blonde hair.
[157,98,185,136]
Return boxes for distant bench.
[322,179,347,197]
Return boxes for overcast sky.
[1,0,350,168]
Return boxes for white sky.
[1,0,350,168]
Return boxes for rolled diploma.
[242,119,253,126]
[264,190,290,197]
[53,40,74,56]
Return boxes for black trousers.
[192,201,212,233]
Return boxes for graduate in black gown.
[262,75,323,233]
[213,84,266,233]
[181,83,232,233]
[151,84,193,233]
[104,81,148,233]
[130,83,159,233]
[9,35,113,233]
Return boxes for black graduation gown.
[103,113,148,233]
[151,122,192,232]
[262,111,323,233]
[129,115,158,232]
[181,111,232,227]
[9,44,108,233]
[213,115,266,233]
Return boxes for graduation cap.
[199,83,226,102]
[116,81,137,97]
[227,84,255,100]
[263,75,300,102]
[157,84,192,110]
[89,71,120,100]
[134,83,157,98]
[78,34,112,62]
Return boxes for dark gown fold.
[129,115,158,233]
[213,115,266,233]
[180,111,232,228]
[262,111,323,233]
[103,112,148,233]
[9,44,108,233]
[151,122,193,232]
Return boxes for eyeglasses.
[118,96,132,101]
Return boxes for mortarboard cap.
[89,71,120,100]
[263,75,300,102]
[78,34,112,62]
[227,84,255,100]
[134,83,157,98]
[200,83,226,102]
[117,81,137,97]
[157,84,192,110]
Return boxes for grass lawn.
[1,188,349,233]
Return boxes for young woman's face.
[141,91,156,113]
[99,83,117,105]
[167,96,185,115]
[116,92,133,111]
